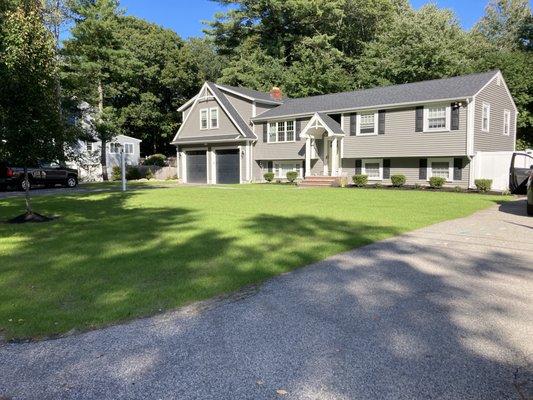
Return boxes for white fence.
[471,150,533,191]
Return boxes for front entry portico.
[301,113,344,177]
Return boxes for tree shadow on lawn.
[0,191,405,341]
[0,221,531,400]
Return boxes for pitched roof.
[206,82,256,139]
[316,113,344,135]
[216,83,283,104]
[254,71,499,121]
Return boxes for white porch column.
[305,137,311,177]
[331,137,338,176]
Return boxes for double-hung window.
[358,112,376,135]
[425,106,448,131]
[482,103,490,132]
[428,158,453,181]
[503,110,510,136]
[200,107,219,130]
[273,161,302,178]
[124,143,134,154]
[362,158,383,180]
[109,143,121,154]
[268,121,296,143]
[200,109,208,130]
[86,141,93,152]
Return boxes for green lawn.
[0,186,508,340]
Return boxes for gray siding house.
[172,71,517,188]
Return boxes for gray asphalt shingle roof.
[316,113,344,134]
[216,84,283,104]
[254,71,498,121]
[206,82,256,139]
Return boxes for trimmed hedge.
[352,174,368,187]
[126,166,141,180]
[429,176,446,189]
[143,154,167,167]
[391,175,406,187]
[264,172,274,182]
[286,171,298,183]
[475,179,493,192]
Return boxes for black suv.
[0,161,78,191]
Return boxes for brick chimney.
[270,86,282,101]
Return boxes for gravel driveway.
[1,200,532,400]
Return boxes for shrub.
[391,175,406,187]
[429,176,446,189]
[264,172,274,182]
[126,166,141,180]
[166,174,178,181]
[453,186,463,193]
[286,171,298,183]
[352,174,368,187]
[475,179,493,193]
[143,154,167,167]
[111,165,121,181]
[145,168,154,180]
[337,176,348,188]
[374,182,383,189]
[414,183,423,190]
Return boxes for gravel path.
[1,200,532,400]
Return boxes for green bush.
[391,175,406,187]
[264,172,274,182]
[145,168,154,180]
[352,174,368,187]
[143,154,167,167]
[429,176,446,189]
[414,183,423,190]
[453,186,463,193]
[475,179,493,193]
[126,166,141,180]
[286,171,298,183]
[374,182,383,189]
[111,165,121,181]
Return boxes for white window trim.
[123,142,134,154]
[356,111,378,136]
[503,109,511,136]
[361,158,383,180]
[267,120,297,143]
[482,102,490,132]
[424,104,451,132]
[272,160,303,179]
[200,108,208,130]
[427,157,454,182]
[210,107,219,129]
[109,142,120,154]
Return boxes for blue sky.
[118,0,500,39]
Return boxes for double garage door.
[186,149,240,184]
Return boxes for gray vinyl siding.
[474,77,516,152]
[342,106,468,158]
[342,157,470,187]
[224,92,254,122]
[253,119,309,160]
[179,98,239,139]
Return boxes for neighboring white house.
[71,135,142,181]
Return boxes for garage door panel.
[187,151,207,183]
[216,150,240,184]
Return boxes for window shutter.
[355,159,362,174]
[415,106,424,132]
[350,113,357,136]
[267,161,273,172]
[378,110,386,135]
[295,119,302,141]
[453,158,463,181]
[263,123,268,142]
[451,103,460,130]
[383,159,391,179]
[419,158,427,180]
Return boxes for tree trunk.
[23,164,33,215]
[97,76,109,181]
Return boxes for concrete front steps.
[298,176,338,188]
